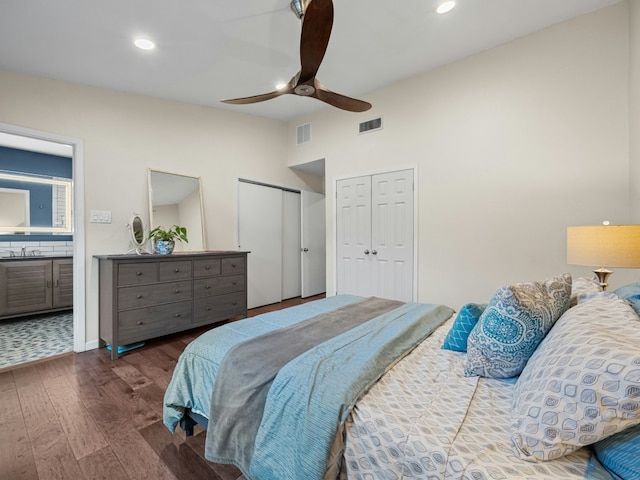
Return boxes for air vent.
[359,117,383,134]
[296,123,311,145]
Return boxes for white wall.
[631,0,640,222]
[0,70,319,346]
[288,2,637,309]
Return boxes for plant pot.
[154,240,175,255]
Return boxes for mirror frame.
[0,171,73,233]
[127,214,148,255]
[147,169,207,252]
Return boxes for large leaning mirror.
[148,169,207,252]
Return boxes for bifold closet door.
[336,175,373,297]
[336,169,414,302]
[238,181,283,309]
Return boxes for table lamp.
[567,224,640,290]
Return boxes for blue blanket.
[164,295,453,480]
[163,295,364,432]
[223,301,452,480]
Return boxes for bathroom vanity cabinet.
[0,257,74,319]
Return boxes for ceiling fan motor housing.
[290,0,312,19]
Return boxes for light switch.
[90,210,112,223]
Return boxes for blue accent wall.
[0,146,73,241]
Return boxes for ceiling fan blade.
[221,86,293,105]
[298,0,333,83]
[313,84,372,112]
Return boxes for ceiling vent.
[359,117,383,134]
[296,123,311,145]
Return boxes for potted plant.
[148,225,188,255]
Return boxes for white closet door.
[282,190,302,300]
[238,182,283,309]
[336,175,373,296]
[301,190,326,297]
[371,169,414,302]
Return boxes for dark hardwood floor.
[0,294,325,480]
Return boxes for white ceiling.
[0,0,621,122]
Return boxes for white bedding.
[341,317,593,480]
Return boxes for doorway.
[0,122,86,364]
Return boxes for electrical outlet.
[90,210,112,223]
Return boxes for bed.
[163,276,640,480]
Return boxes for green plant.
[148,225,189,244]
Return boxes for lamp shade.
[567,225,640,268]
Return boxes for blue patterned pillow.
[464,273,572,379]
[594,424,640,480]
[614,282,640,317]
[442,303,487,352]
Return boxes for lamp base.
[593,267,613,291]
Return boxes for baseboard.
[85,339,100,351]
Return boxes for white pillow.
[511,292,640,462]
[570,276,603,306]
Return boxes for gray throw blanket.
[205,297,403,473]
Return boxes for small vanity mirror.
[148,169,206,252]
[127,214,148,254]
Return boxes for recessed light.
[436,1,456,14]
[134,38,155,50]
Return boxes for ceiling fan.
[221,0,372,113]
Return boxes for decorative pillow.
[614,282,640,317]
[464,273,572,379]
[511,293,640,462]
[571,276,603,306]
[593,424,640,480]
[442,303,487,352]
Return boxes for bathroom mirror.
[148,169,206,252]
[127,214,149,255]
[0,171,72,234]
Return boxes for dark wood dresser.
[96,251,248,359]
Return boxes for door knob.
[364,249,370,255]
[301,247,309,252]
[372,250,378,255]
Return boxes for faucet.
[21,246,26,257]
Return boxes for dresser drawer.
[118,280,192,310]
[118,263,156,286]
[221,257,245,275]
[159,260,192,281]
[193,258,222,278]
[193,274,245,298]
[118,300,192,344]
[193,292,246,325]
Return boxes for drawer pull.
[136,271,142,276]
[175,289,180,294]
[174,268,180,273]
[232,281,237,286]
[136,294,143,299]
[137,321,144,325]
[205,265,211,270]
[205,285,211,289]
[232,301,237,306]
[205,306,212,311]
[231,264,236,268]
[174,313,181,318]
